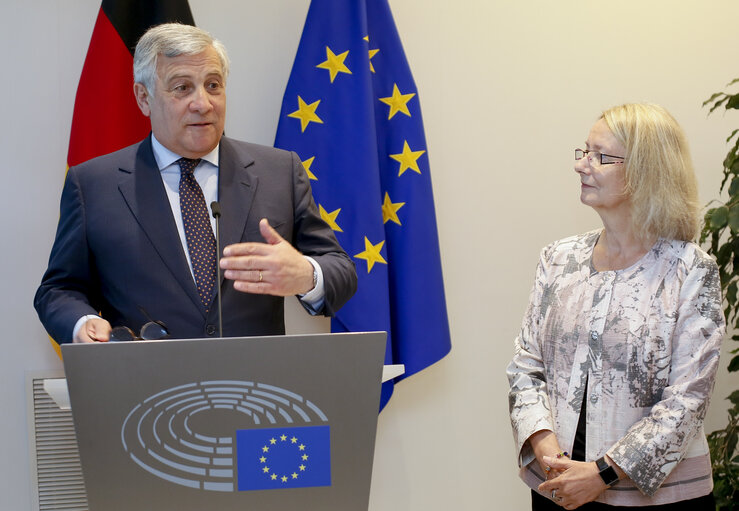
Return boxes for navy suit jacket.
[35,135,357,343]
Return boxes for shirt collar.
[150,133,220,170]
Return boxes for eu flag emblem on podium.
[236,426,331,490]
[275,0,451,410]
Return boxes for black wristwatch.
[595,456,619,487]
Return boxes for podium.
[59,332,391,511]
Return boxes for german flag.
[67,0,195,167]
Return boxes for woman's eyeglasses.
[575,148,625,166]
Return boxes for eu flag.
[236,426,331,491]
[275,0,451,409]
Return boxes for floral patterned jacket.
[507,231,724,506]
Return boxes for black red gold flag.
[67,0,195,167]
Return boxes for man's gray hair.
[133,23,230,93]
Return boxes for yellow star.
[316,46,352,83]
[259,456,266,463]
[270,474,278,480]
[389,141,425,176]
[262,466,270,473]
[288,96,323,132]
[368,49,379,73]
[379,84,415,119]
[291,437,298,444]
[299,444,306,451]
[299,464,306,471]
[363,35,379,73]
[280,435,287,441]
[302,454,309,460]
[281,476,288,483]
[319,204,343,232]
[354,237,387,273]
[269,438,277,445]
[292,472,299,479]
[382,192,405,225]
[302,156,318,180]
[262,446,269,453]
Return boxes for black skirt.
[531,489,715,510]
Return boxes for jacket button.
[206,324,217,336]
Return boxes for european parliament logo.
[120,380,331,492]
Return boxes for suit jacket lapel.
[117,136,205,314]
[217,137,258,258]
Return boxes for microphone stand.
[211,201,223,338]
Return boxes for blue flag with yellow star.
[274,0,451,409]
[236,426,331,491]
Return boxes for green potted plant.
[700,81,739,510]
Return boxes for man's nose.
[189,85,213,112]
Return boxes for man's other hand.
[75,317,112,343]
[220,218,314,296]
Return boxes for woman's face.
[575,119,628,215]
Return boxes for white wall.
[1,1,737,509]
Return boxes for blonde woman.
[508,103,724,510]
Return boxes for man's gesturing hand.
[220,218,315,296]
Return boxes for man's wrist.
[306,264,318,293]
[298,256,325,305]
[73,314,101,342]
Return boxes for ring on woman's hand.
[258,271,263,282]
[551,490,562,502]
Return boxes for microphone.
[211,201,223,338]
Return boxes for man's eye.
[206,81,222,91]
[171,84,190,93]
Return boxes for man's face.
[134,46,226,158]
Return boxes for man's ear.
[133,83,151,117]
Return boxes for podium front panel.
[61,332,386,511]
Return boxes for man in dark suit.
[34,23,357,344]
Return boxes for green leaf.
[727,128,739,144]
[729,205,739,233]
[720,269,731,288]
[726,94,739,109]
[728,282,738,310]
[730,390,739,405]
[708,96,729,114]
[712,231,720,254]
[728,354,739,372]
[727,77,739,87]
[703,91,725,107]
[730,157,739,175]
[718,242,733,265]
[730,177,739,197]
[728,431,738,460]
[712,206,730,229]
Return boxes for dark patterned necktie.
[178,158,216,309]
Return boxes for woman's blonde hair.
[601,103,700,242]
